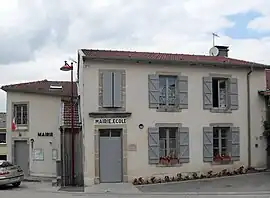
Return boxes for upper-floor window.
[212,78,228,108]
[159,76,177,106]
[13,104,28,125]
[148,74,188,111]
[0,133,6,144]
[203,76,238,112]
[99,70,125,110]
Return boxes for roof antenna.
[212,32,219,47]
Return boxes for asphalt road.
[1,173,270,198]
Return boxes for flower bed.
[132,166,265,185]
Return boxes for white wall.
[80,60,266,183]
[6,92,62,177]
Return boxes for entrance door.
[99,129,122,183]
[14,140,29,176]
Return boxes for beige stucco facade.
[79,58,267,185]
[6,92,62,177]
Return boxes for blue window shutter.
[203,127,213,162]
[178,127,189,163]
[113,71,122,108]
[148,74,159,108]
[203,77,212,110]
[102,71,113,107]
[230,127,240,161]
[229,78,239,110]
[177,76,188,109]
[148,127,159,164]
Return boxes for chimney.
[214,45,229,57]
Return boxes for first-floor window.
[13,104,28,125]
[213,127,230,160]
[159,127,179,164]
[0,133,6,144]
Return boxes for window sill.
[210,108,232,113]
[156,163,182,167]
[211,160,233,165]
[156,106,181,112]
[0,143,7,145]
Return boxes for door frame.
[99,128,123,183]
[12,138,30,175]
[94,125,128,184]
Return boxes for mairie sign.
[94,118,126,125]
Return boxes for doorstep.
[24,176,55,182]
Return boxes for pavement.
[1,172,270,197]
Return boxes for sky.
[1,0,270,112]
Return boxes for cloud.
[1,0,270,111]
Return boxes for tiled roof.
[1,80,77,97]
[62,100,80,128]
[0,112,6,129]
[81,49,268,68]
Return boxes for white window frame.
[213,127,229,156]
[13,104,28,125]
[159,127,177,157]
[159,76,177,106]
[212,78,228,109]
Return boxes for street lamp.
[60,61,75,186]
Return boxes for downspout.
[247,66,253,168]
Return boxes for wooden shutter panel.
[177,76,188,109]
[229,78,239,110]
[102,71,113,107]
[230,127,240,161]
[148,74,160,108]
[203,77,213,110]
[178,127,189,163]
[148,127,159,164]
[203,127,213,162]
[113,71,122,108]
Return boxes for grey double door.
[99,129,122,183]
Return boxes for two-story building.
[77,46,269,185]
[1,80,81,178]
[0,112,7,160]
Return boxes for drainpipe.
[247,66,253,168]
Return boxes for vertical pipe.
[247,67,253,167]
[71,63,75,186]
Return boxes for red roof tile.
[81,49,268,68]
[1,80,77,97]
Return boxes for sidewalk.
[23,176,55,182]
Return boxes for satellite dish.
[209,46,219,56]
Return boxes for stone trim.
[12,101,30,131]
[89,112,132,118]
[98,69,126,112]
[94,125,128,184]
[155,123,182,128]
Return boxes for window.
[159,76,177,106]
[213,127,230,158]
[159,127,177,157]
[0,133,6,144]
[13,104,28,125]
[102,70,122,108]
[212,78,228,108]
[0,155,7,161]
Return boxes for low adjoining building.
[1,80,82,182]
